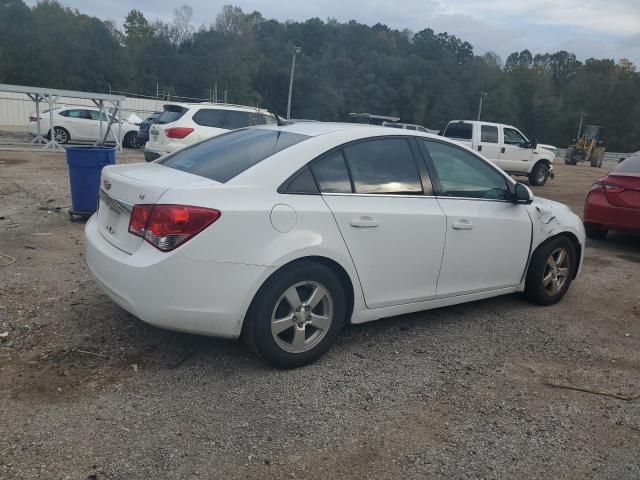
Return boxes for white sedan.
[85,122,585,368]
[28,107,140,148]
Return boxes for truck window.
[443,122,472,140]
[481,125,499,143]
[504,128,527,146]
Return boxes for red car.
[584,153,640,239]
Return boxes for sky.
[25,0,640,65]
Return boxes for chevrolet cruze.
[85,122,585,368]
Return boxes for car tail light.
[128,205,221,252]
[29,115,38,122]
[602,183,625,194]
[164,127,194,139]
[590,182,603,191]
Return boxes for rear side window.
[613,155,640,173]
[444,122,472,140]
[343,138,423,194]
[159,129,309,183]
[311,151,352,193]
[481,125,498,143]
[192,109,226,128]
[156,105,188,125]
[225,111,266,129]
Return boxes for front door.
[500,127,533,172]
[419,139,532,296]
[311,138,447,308]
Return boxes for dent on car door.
[419,139,532,297]
[311,138,447,309]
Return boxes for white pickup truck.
[442,120,556,186]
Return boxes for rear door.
[476,124,502,164]
[61,109,93,140]
[419,139,532,297]
[500,127,533,172]
[312,137,447,308]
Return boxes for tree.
[123,9,154,44]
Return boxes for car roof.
[259,121,442,139]
[163,102,271,115]
[447,120,517,129]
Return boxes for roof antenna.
[268,108,292,127]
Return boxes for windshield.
[155,105,188,125]
[159,128,309,183]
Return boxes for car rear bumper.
[84,215,272,339]
[143,146,167,162]
[584,190,640,232]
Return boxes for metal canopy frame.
[0,84,126,152]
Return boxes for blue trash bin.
[66,146,116,217]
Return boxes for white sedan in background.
[85,122,585,368]
[28,107,140,148]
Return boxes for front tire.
[525,236,576,306]
[529,162,549,186]
[243,261,347,369]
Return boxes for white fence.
[0,92,163,127]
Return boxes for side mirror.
[513,182,534,204]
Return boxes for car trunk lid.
[97,163,217,254]
[602,174,640,209]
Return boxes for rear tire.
[564,147,576,165]
[525,236,576,306]
[529,162,549,186]
[243,261,347,369]
[48,127,70,144]
[584,222,607,240]
[123,131,139,149]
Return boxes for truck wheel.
[564,147,576,165]
[529,162,549,186]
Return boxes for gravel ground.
[1,146,639,480]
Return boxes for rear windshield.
[155,105,188,125]
[158,128,309,183]
[444,122,473,140]
[613,155,640,174]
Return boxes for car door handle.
[477,145,482,152]
[452,220,473,230]
[501,147,506,153]
[350,217,378,228]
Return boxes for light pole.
[286,46,302,120]
[477,91,487,121]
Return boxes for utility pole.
[287,46,302,119]
[477,91,487,121]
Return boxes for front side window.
[311,150,352,193]
[89,110,109,122]
[503,128,527,146]
[421,140,510,200]
[343,138,423,194]
[481,125,499,143]
[192,109,226,128]
[159,129,309,183]
[443,122,473,140]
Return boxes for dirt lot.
[1,147,639,480]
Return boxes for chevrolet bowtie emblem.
[103,179,111,190]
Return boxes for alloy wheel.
[54,128,67,143]
[271,281,334,354]
[543,248,570,295]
